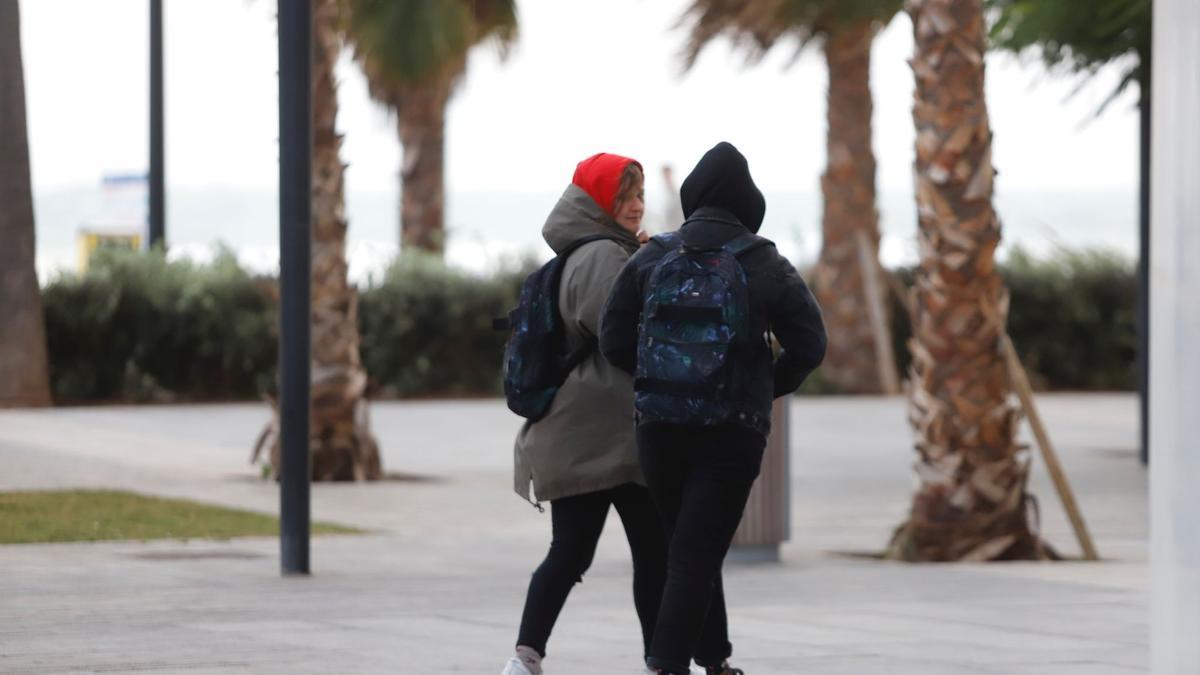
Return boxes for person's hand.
[636,229,650,245]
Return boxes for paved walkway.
[0,395,1147,673]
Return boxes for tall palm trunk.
[886,0,1044,562]
[812,21,890,393]
[257,0,382,481]
[396,81,451,256]
[310,0,381,480]
[0,0,52,408]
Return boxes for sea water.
[32,184,1138,283]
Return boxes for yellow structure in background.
[76,230,143,273]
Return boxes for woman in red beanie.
[503,153,668,675]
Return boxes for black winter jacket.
[599,207,827,437]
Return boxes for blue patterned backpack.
[497,235,609,421]
[635,232,771,426]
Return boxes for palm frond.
[678,0,902,71]
[986,0,1150,108]
[340,0,518,102]
[469,0,518,59]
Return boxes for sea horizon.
[33,182,1139,284]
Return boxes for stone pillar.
[1150,1,1200,670]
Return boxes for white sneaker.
[503,657,535,675]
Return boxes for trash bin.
[729,396,790,563]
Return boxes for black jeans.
[638,422,766,674]
[516,482,667,659]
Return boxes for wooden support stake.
[881,263,913,321]
[855,230,901,395]
[984,304,1101,561]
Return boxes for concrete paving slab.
[0,395,1147,673]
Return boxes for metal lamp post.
[148,0,165,249]
[277,0,312,576]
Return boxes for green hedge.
[1002,248,1137,389]
[41,249,528,404]
[40,247,1136,404]
[43,248,276,402]
[357,254,526,397]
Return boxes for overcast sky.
[20,0,1139,198]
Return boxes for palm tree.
[339,0,517,256]
[0,0,53,408]
[986,0,1149,161]
[986,0,1153,464]
[680,0,901,393]
[885,0,1046,561]
[256,0,382,480]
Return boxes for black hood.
[679,142,766,233]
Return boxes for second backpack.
[635,232,770,426]
[498,235,608,422]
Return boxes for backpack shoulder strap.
[558,234,611,259]
[547,234,609,361]
[723,233,774,259]
[649,232,683,251]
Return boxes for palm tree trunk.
[308,0,381,480]
[0,0,52,408]
[259,0,382,481]
[886,0,1045,562]
[310,0,381,480]
[812,21,890,394]
[396,82,451,256]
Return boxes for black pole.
[148,0,165,249]
[278,0,312,576]
[1137,65,1151,467]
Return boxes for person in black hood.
[600,142,827,675]
[679,141,766,236]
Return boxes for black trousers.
[638,422,766,675]
[516,482,667,659]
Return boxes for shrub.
[40,246,1136,403]
[42,248,276,403]
[357,253,528,397]
[1002,247,1137,390]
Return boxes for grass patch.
[0,490,360,544]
